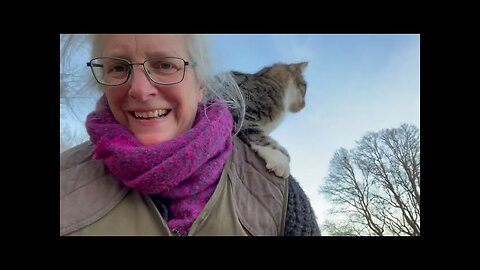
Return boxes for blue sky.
[60,34,420,230]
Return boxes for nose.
[128,65,157,102]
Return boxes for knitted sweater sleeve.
[284,176,321,236]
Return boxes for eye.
[106,61,128,74]
[159,62,173,69]
[148,58,182,74]
[299,82,307,95]
[112,65,128,73]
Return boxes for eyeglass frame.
[86,56,196,86]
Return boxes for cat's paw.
[250,144,290,179]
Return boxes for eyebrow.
[144,49,186,60]
[104,46,184,59]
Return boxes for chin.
[136,133,172,146]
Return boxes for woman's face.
[100,34,205,145]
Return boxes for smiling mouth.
[130,109,172,119]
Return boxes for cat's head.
[257,62,308,113]
[286,62,308,112]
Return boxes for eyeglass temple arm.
[87,63,103,67]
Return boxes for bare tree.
[319,124,420,236]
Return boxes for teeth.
[134,109,168,119]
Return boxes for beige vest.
[60,137,288,236]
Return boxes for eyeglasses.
[87,56,195,86]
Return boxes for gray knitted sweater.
[284,176,321,236]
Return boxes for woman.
[60,34,320,236]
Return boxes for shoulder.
[229,137,288,235]
[231,136,285,191]
[230,137,320,236]
[60,141,128,236]
[285,175,321,236]
[60,141,95,170]
[60,141,109,197]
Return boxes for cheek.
[104,86,127,106]
[176,85,204,125]
[195,87,205,103]
[95,95,109,111]
[104,94,119,111]
[185,70,205,102]
[104,89,127,122]
[179,91,201,117]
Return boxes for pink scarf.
[85,100,233,235]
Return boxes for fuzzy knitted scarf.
[85,100,233,235]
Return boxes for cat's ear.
[297,62,309,71]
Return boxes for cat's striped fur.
[232,62,308,178]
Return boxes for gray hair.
[64,34,245,135]
[187,34,245,135]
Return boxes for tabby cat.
[232,62,308,178]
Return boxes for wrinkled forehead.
[98,34,190,60]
